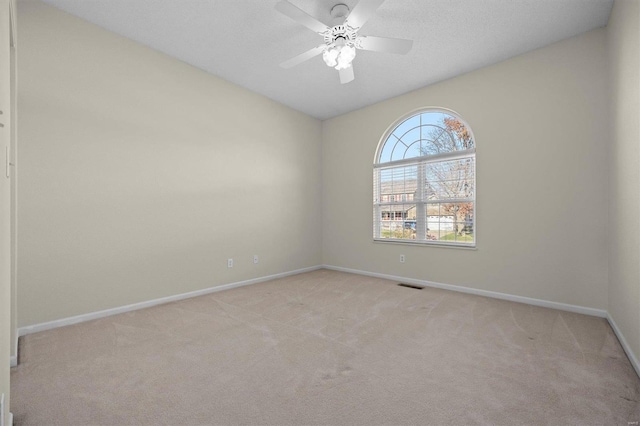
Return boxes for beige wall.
[9,0,16,368]
[0,0,7,422]
[0,0,15,422]
[608,0,640,365]
[323,29,609,310]
[17,0,322,327]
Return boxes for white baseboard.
[322,264,608,318]
[18,265,322,337]
[8,412,12,426]
[323,266,640,377]
[17,264,638,381]
[9,356,16,368]
[322,265,640,377]
[607,313,640,378]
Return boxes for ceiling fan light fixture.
[322,46,339,67]
[335,44,356,70]
[276,0,413,83]
[323,43,356,70]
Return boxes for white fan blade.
[357,36,413,54]
[345,0,386,29]
[275,0,328,34]
[339,66,355,84]
[280,45,326,69]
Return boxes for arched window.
[373,109,476,246]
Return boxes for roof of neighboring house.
[380,205,457,216]
[379,180,418,195]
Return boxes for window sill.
[373,238,477,250]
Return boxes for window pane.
[379,165,418,200]
[376,111,475,165]
[391,115,419,142]
[420,123,455,156]
[378,204,417,240]
[391,127,421,161]
[394,127,423,160]
[379,136,395,163]
[425,158,474,201]
[420,114,474,155]
[426,202,474,244]
[379,220,391,239]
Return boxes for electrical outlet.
[400,254,405,263]
[227,258,233,268]
[253,255,259,264]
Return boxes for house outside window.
[373,109,476,246]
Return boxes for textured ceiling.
[41,0,613,120]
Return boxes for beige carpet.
[10,269,640,425]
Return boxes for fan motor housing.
[324,24,357,46]
[330,3,350,20]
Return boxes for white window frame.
[373,108,476,248]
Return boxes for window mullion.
[373,170,380,238]
[374,149,475,169]
[415,162,426,240]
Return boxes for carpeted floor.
[10,269,640,425]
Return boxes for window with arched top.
[373,109,476,246]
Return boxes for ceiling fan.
[276,0,413,84]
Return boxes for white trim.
[374,149,475,169]
[7,412,11,426]
[606,313,640,378]
[372,239,477,250]
[9,333,17,367]
[9,0,16,48]
[373,238,476,248]
[322,264,607,318]
[18,265,322,337]
[18,264,638,380]
[12,264,639,384]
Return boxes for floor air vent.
[397,283,423,290]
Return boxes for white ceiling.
[41,0,613,120]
